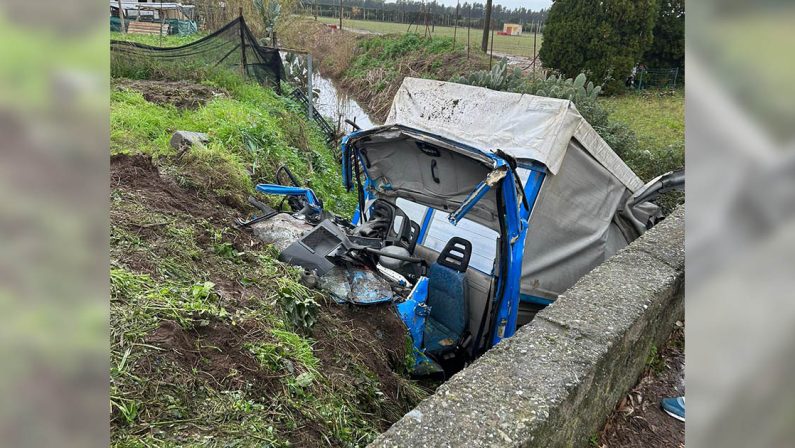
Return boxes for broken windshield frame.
[341,124,537,347]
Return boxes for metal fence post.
[239,8,247,77]
[307,54,314,120]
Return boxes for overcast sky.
[420,0,552,10]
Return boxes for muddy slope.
[114,79,227,109]
[110,154,424,446]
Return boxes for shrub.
[539,0,659,93]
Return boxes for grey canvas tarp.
[386,77,644,191]
[385,77,658,301]
[519,141,635,300]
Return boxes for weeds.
[332,32,488,121]
[276,275,320,332]
[109,31,426,446]
[109,184,420,446]
[645,344,666,374]
[111,68,355,216]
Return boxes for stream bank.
[279,18,489,123]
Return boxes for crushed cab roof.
[385,77,644,191]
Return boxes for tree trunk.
[117,0,126,33]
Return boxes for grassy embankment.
[309,15,542,58]
[111,33,426,447]
[602,90,685,181]
[280,18,489,121]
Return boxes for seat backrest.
[426,237,472,337]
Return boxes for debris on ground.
[110,154,427,446]
[114,79,227,109]
[599,324,685,447]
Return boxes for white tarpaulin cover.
[386,77,644,191]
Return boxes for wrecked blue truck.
[242,78,682,375]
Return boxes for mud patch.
[111,153,239,221]
[599,325,685,447]
[115,78,227,109]
[111,152,424,445]
[142,320,280,393]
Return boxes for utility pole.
[532,21,538,75]
[466,4,471,58]
[481,0,492,53]
[423,1,429,38]
[307,54,313,120]
[239,7,246,75]
[453,1,459,46]
[160,6,167,46]
[489,21,494,68]
[339,0,343,30]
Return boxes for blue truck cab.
[252,78,677,375]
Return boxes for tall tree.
[539,0,659,92]
[643,0,684,68]
[481,0,492,52]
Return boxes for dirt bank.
[114,79,227,109]
[110,154,425,446]
[279,18,488,122]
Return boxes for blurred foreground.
[687,1,795,447]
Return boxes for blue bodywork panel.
[255,184,320,206]
[395,277,442,374]
[396,277,429,350]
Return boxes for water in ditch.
[311,71,378,132]
[282,51,378,134]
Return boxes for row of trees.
[306,0,548,30]
[539,0,684,92]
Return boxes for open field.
[308,16,542,58]
[602,89,685,183]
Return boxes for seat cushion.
[423,263,468,356]
[424,317,460,355]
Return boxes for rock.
[170,130,209,154]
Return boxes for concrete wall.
[370,206,684,448]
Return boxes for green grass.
[111,70,356,214]
[602,90,684,151]
[310,15,542,58]
[698,12,795,140]
[347,32,460,80]
[110,42,429,445]
[602,89,685,181]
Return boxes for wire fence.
[631,67,682,90]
